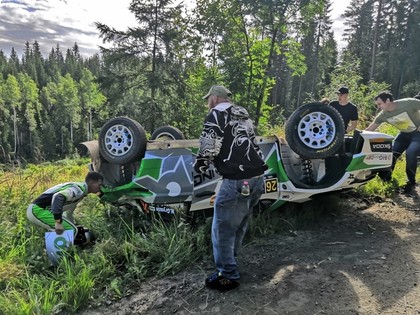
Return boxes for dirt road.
[81,189,420,315]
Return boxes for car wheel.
[285,102,345,159]
[150,126,185,140]
[99,117,147,164]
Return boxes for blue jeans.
[211,176,265,280]
[392,131,420,184]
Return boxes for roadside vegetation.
[1,0,419,164]
[0,156,416,314]
[0,159,210,314]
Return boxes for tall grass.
[359,123,419,198]
[0,160,210,314]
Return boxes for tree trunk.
[311,22,321,95]
[29,131,32,157]
[61,129,64,155]
[236,11,253,106]
[89,109,93,141]
[297,75,303,109]
[70,121,73,142]
[370,0,383,80]
[255,27,278,128]
[150,2,158,131]
[13,106,17,158]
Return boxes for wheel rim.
[104,124,133,156]
[154,132,175,140]
[297,111,336,149]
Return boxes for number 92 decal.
[264,175,278,193]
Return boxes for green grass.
[0,155,417,314]
[359,154,419,198]
[0,160,210,314]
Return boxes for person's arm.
[365,122,380,131]
[51,184,83,234]
[249,126,265,159]
[347,105,359,133]
[194,110,225,174]
[347,120,358,133]
[51,193,66,234]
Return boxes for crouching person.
[26,171,103,243]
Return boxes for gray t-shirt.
[373,98,420,132]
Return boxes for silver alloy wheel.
[153,132,173,140]
[103,124,134,156]
[99,117,147,164]
[286,102,344,159]
[150,126,185,140]
[297,111,336,149]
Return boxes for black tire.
[150,126,185,140]
[285,102,345,159]
[99,117,147,164]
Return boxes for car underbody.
[80,102,393,217]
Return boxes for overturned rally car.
[81,102,393,217]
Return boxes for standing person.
[329,86,359,133]
[194,84,268,291]
[365,91,420,193]
[27,171,103,237]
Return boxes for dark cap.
[414,92,420,100]
[202,85,232,100]
[336,86,349,94]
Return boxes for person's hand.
[210,194,216,206]
[55,222,64,235]
[193,158,209,174]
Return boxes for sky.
[0,0,351,58]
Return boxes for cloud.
[0,0,350,58]
[330,0,351,50]
[0,0,136,57]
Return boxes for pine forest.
[0,0,419,163]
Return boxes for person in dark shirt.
[194,84,267,291]
[329,86,359,133]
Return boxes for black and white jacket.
[196,102,267,180]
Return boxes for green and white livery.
[82,103,393,216]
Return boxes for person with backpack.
[194,85,268,291]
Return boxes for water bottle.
[241,181,250,196]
